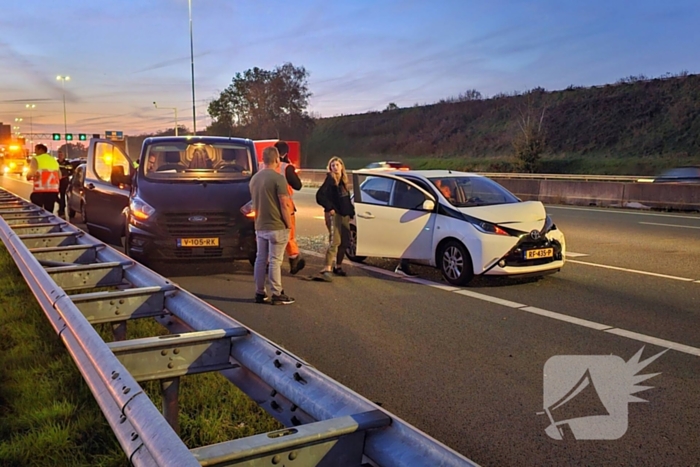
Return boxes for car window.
[430,176,519,207]
[94,142,130,182]
[390,180,428,210]
[359,176,394,205]
[71,165,85,188]
[659,167,700,178]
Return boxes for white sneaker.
[394,266,418,277]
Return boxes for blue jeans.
[254,229,290,296]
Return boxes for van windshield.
[142,142,253,181]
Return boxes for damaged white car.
[349,170,566,285]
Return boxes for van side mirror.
[422,199,435,211]
[110,166,131,187]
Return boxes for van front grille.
[159,212,232,236]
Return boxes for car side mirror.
[110,166,131,187]
[422,199,435,211]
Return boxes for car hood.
[457,201,546,233]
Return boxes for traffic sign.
[105,130,124,141]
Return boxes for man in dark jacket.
[56,150,73,218]
[274,141,305,274]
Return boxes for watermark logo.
[539,347,667,440]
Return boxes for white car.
[348,170,566,285]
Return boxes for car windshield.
[428,176,519,207]
[142,142,253,180]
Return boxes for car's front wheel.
[439,240,474,286]
[346,224,366,263]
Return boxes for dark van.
[81,136,257,265]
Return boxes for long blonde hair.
[327,156,348,186]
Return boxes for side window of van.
[94,143,130,182]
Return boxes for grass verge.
[0,245,281,466]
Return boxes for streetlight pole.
[153,102,179,136]
[56,75,70,157]
[25,104,35,146]
[188,0,197,134]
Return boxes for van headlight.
[130,197,155,221]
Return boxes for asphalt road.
[2,176,699,467]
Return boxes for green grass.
[0,246,281,466]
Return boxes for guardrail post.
[112,322,127,341]
[161,378,180,435]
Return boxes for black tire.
[80,202,87,224]
[124,223,132,257]
[346,224,366,263]
[439,240,474,286]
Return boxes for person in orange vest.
[26,144,61,213]
[273,141,305,274]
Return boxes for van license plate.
[525,248,553,260]
[177,238,220,247]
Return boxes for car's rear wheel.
[346,224,366,263]
[439,240,474,286]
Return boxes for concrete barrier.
[623,183,700,210]
[298,170,700,212]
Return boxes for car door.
[83,140,132,243]
[352,173,436,259]
[67,164,85,215]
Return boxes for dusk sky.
[1,0,699,144]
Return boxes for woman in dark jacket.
[315,156,355,281]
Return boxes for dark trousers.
[58,177,70,214]
[30,192,58,213]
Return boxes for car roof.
[143,136,253,145]
[393,169,485,179]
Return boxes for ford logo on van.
[188,215,207,222]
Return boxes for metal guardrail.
[298,168,643,182]
[0,188,478,467]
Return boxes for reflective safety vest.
[275,162,295,197]
[33,154,60,193]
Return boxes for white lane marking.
[299,248,700,357]
[605,329,700,357]
[639,222,700,230]
[568,259,697,282]
[454,289,526,308]
[565,251,589,258]
[546,205,700,220]
[520,306,613,331]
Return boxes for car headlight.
[472,220,510,236]
[129,197,155,221]
[543,215,556,233]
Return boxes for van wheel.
[439,240,474,286]
[346,224,366,263]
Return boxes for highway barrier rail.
[0,188,478,467]
[299,170,700,211]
